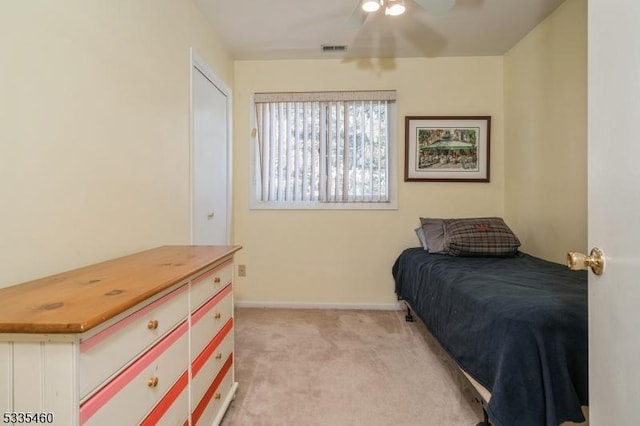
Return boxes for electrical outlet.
[238,264,246,277]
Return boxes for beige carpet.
[221,308,483,426]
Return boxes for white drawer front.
[79,284,189,398]
[191,351,234,426]
[190,261,233,312]
[80,320,189,425]
[0,343,10,414]
[190,285,233,360]
[139,371,189,426]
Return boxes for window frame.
[249,93,398,210]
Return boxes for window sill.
[249,200,398,211]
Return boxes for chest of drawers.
[0,245,241,426]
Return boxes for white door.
[191,58,230,245]
[587,0,640,424]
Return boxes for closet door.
[191,59,231,245]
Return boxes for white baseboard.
[234,301,403,311]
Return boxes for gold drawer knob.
[214,393,221,400]
[214,277,221,283]
[147,377,159,388]
[214,312,221,320]
[215,352,222,360]
[147,320,159,330]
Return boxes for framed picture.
[404,116,491,182]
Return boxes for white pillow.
[414,227,428,250]
[419,217,446,253]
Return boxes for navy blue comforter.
[392,248,588,426]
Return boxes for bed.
[392,218,588,426]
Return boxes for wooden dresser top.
[0,245,241,334]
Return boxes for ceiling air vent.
[321,45,347,52]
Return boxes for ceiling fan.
[359,0,455,17]
[334,0,458,59]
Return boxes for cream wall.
[504,0,587,263]
[0,0,233,288]
[0,0,584,302]
[233,58,504,306]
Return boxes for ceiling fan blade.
[413,0,455,15]
[347,1,368,28]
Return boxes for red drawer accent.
[187,354,233,426]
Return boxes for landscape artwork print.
[416,127,479,172]
[404,116,491,182]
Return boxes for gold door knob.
[214,393,221,400]
[214,277,221,283]
[147,377,159,388]
[147,320,159,330]
[567,247,605,275]
[214,312,221,320]
[215,352,222,360]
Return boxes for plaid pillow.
[443,217,520,257]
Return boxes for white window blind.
[253,91,396,208]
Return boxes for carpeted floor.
[221,308,483,426]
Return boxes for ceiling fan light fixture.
[385,0,406,16]
[362,0,382,13]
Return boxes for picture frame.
[404,116,491,182]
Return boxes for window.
[252,91,397,209]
